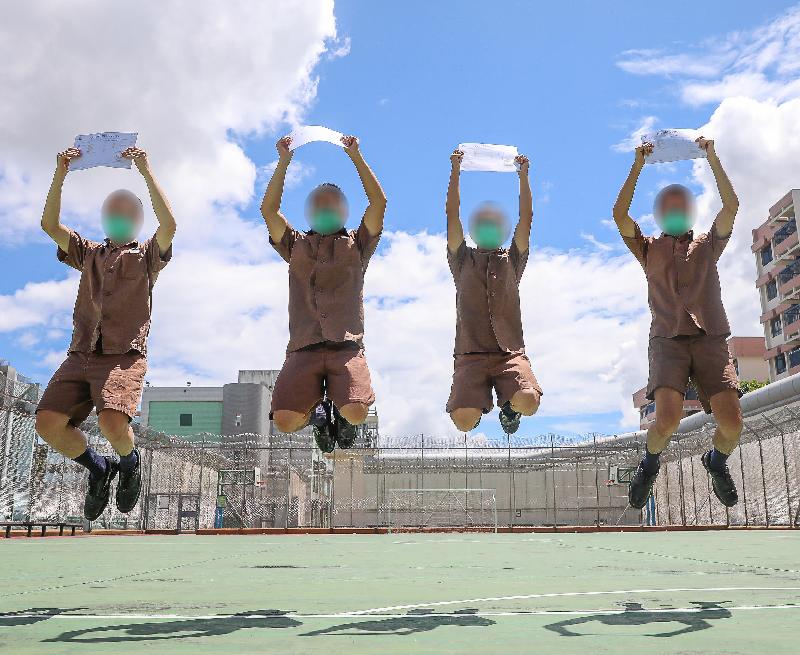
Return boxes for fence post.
[508,435,514,529]
[550,434,557,527]
[286,435,291,529]
[420,434,425,528]
[757,433,769,527]
[676,438,686,526]
[593,434,600,527]
[737,442,749,526]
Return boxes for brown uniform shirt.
[448,240,528,355]
[623,220,731,338]
[270,222,381,353]
[57,229,172,356]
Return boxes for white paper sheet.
[286,125,345,150]
[70,132,138,171]
[643,129,707,164]
[458,142,519,172]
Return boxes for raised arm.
[122,147,176,254]
[260,137,294,243]
[612,143,652,238]
[446,149,465,254]
[513,154,532,253]
[697,137,739,238]
[41,148,81,252]
[341,135,386,237]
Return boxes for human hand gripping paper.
[643,129,707,164]
[458,143,520,172]
[286,125,345,150]
[69,132,138,171]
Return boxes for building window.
[776,354,787,375]
[784,304,800,326]
[789,347,800,369]
[774,218,797,246]
[761,244,773,266]
[179,413,193,427]
[684,386,699,400]
[766,279,778,301]
[771,316,783,337]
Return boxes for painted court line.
[342,586,800,615]
[2,605,799,621]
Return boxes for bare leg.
[709,390,743,454]
[35,410,88,459]
[273,410,311,434]
[646,387,685,454]
[510,389,541,416]
[97,409,135,456]
[339,402,369,425]
[450,408,482,432]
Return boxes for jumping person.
[35,145,175,520]
[446,149,542,435]
[613,137,742,509]
[261,134,386,452]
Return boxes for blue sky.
[2,1,799,439]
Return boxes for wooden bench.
[1,521,81,538]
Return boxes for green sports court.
[2,530,799,654]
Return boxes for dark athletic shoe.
[333,405,358,449]
[84,458,118,521]
[702,451,738,507]
[311,401,335,453]
[116,449,142,514]
[628,462,659,510]
[499,402,521,435]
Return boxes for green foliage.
[739,379,769,395]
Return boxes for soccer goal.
[386,488,498,532]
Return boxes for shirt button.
[321,313,327,319]
[490,292,496,297]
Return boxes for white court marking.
[3,586,800,622]
[2,605,799,621]
[342,586,800,615]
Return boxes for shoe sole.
[85,468,118,521]
[116,467,142,514]
[701,455,738,507]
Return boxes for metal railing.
[1,404,797,532]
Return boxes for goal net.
[387,488,498,532]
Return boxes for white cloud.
[0,0,340,246]
[617,7,800,106]
[612,115,657,153]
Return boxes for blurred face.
[654,186,695,237]
[307,188,347,235]
[102,191,143,244]
[470,207,509,250]
[658,190,689,216]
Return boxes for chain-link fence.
[1,404,798,531]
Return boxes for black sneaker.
[702,451,738,507]
[84,458,118,521]
[334,405,358,449]
[499,401,521,435]
[311,401,335,453]
[116,449,142,514]
[628,462,659,510]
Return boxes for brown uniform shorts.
[647,334,740,413]
[446,351,542,414]
[270,343,375,415]
[37,350,147,426]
